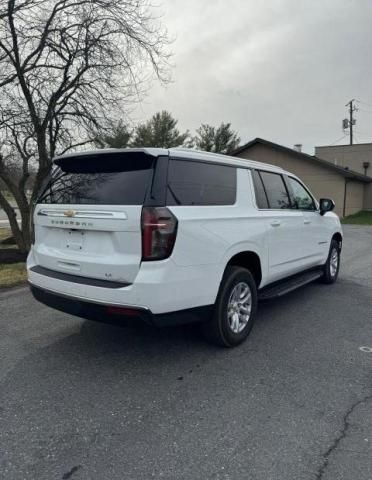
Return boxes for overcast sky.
[132,0,372,154]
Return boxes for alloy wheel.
[227,282,252,334]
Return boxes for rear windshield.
[38,153,154,205]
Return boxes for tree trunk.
[0,191,29,253]
[18,198,31,252]
[0,137,50,254]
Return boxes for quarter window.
[286,177,315,210]
[259,171,291,209]
[166,159,236,206]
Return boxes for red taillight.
[141,207,178,261]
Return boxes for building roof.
[232,138,372,183]
[316,142,372,149]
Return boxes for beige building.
[315,143,372,212]
[232,138,372,217]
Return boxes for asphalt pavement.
[0,225,371,480]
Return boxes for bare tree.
[0,119,38,249]
[0,0,170,252]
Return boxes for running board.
[258,270,323,301]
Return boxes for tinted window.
[251,170,269,208]
[259,171,291,209]
[286,176,315,210]
[38,153,154,205]
[167,159,236,206]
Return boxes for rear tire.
[321,239,341,284]
[202,266,258,347]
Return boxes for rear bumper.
[30,284,212,327]
[27,248,220,315]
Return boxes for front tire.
[321,239,341,284]
[202,266,258,347]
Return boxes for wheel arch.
[224,251,262,287]
[332,232,343,248]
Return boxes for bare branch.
[0,0,171,251]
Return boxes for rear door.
[33,151,162,284]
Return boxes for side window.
[259,171,291,209]
[166,159,236,206]
[251,170,269,209]
[286,177,316,210]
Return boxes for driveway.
[0,225,371,480]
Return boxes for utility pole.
[345,99,357,145]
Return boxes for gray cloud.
[134,0,372,153]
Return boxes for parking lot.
[0,225,371,480]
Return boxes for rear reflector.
[106,306,142,316]
[141,207,178,261]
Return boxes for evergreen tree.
[95,120,132,148]
[194,122,240,154]
[131,111,189,148]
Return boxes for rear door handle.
[304,220,311,225]
[270,220,281,227]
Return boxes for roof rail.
[172,147,231,159]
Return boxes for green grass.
[0,262,27,288]
[1,190,14,201]
[0,228,11,241]
[0,228,27,288]
[341,210,372,225]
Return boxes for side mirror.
[319,198,335,216]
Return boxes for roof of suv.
[54,147,286,175]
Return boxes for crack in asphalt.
[315,392,372,480]
[62,465,82,479]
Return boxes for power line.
[330,134,347,146]
[341,99,372,143]
[354,128,370,135]
[354,130,371,142]
[345,99,357,145]
[357,108,372,115]
[355,99,372,108]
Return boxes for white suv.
[27,148,342,347]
